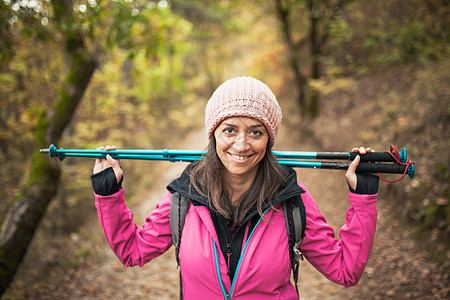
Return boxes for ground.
[3,125,449,299]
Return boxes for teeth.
[231,154,249,160]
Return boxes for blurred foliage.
[325,0,449,72]
[302,0,450,251]
[0,0,240,219]
[0,0,448,296]
[0,1,242,294]
[298,60,449,254]
[375,62,449,252]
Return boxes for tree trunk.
[274,0,308,114]
[275,0,345,118]
[308,0,320,118]
[0,2,97,294]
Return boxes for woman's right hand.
[93,145,123,184]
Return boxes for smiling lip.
[228,153,255,163]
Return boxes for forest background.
[0,0,448,298]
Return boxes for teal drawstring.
[213,207,271,300]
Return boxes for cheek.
[256,139,269,154]
[214,132,231,152]
[214,136,223,153]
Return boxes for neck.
[224,168,258,205]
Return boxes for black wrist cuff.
[91,167,123,196]
[349,173,379,195]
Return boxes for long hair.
[189,136,287,226]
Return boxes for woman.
[91,76,379,299]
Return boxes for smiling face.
[214,117,269,182]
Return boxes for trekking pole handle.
[348,149,407,163]
[356,162,415,179]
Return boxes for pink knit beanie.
[205,76,282,147]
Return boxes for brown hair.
[189,136,287,226]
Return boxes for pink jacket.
[95,183,377,299]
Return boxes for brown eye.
[223,128,235,134]
[250,130,263,136]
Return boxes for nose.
[233,132,250,152]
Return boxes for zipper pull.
[227,243,232,276]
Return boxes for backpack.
[169,192,306,296]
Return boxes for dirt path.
[4,127,448,299]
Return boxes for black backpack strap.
[292,194,306,261]
[169,192,190,299]
[282,194,306,296]
[169,192,190,266]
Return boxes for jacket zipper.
[226,243,232,277]
[213,207,270,300]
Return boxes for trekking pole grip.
[349,149,407,163]
[356,162,415,179]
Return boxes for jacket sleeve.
[94,188,173,267]
[298,183,377,288]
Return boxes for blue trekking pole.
[39,144,415,180]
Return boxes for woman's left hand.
[345,147,375,190]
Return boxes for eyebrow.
[222,123,264,128]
